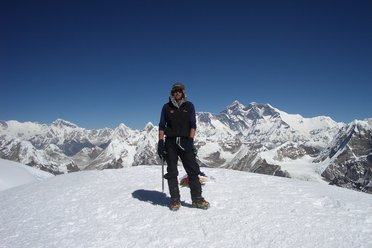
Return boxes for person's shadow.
[132,189,192,208]
[132,189,169,207]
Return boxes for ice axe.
[161,158,165,193]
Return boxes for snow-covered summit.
[51,118,79,128]
[0,165,371,247]
[222,101,279,122]
[144,122,154,132]
[224,100,246,115]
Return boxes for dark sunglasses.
[172,89,183,94]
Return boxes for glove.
[157,140,166,160]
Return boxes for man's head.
[171,83,185,93]
[171,82,185,101]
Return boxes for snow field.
[0,166,371,247]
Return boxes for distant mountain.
[1,101,371,193]
[0,119,158,174]
[316,119,372,192]
[196,101,341,174]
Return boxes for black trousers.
[164,137,202,201]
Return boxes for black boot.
[169,198,181,211]
[192,197,210,210]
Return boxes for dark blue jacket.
[159,98,196,138]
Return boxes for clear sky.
[1,0,371,130]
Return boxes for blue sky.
[1,0,371,130]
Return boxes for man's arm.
[189,102,197,139]
[159,105,166,140]
[159,130,165,140]
[189,128,195,139]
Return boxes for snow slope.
[0,158,53,191]
[1,166,371,247]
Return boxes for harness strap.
[176,137,185,151]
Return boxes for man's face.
[173,89,183,101]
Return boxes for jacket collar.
[169,96,187,108]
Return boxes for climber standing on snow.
[157,82,209,211]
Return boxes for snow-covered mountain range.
[1,101,371,193]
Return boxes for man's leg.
[179,150,202,201]
[164,139,180,200]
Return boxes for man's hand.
[157,140,166,160]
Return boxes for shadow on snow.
[132,189,169,207]
[132,189,193,208]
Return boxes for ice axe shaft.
[161,161,164,193]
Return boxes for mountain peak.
[246,102,280,119]
[227,100,244,109]
[118,123,129,129]
[224,100,246,115]
[113,123,132,137]
[251,103,280,116]
[224,101,278,118]
[144,122,154,132]
[247,102,270,109]
[51,119,78,128]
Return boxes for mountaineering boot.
[169,198,181,211]
[192,197,210,210]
